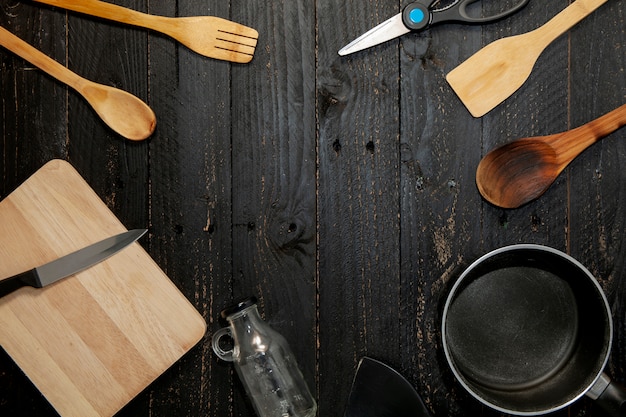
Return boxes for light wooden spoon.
[0,26,155,140]
[447,0,608,117]
[476,103,626,209]
[32,0,258,63]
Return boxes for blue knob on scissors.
[403,1,431,31]
[338,0,530,56]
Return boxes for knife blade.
[0,229,147,298]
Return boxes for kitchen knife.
[0,229,147,297]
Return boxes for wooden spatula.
[446,0,608,117]
[32,0,258,63]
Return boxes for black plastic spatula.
[344,357,433,417]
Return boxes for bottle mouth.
[220,296,258,319]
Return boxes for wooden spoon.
[476,103,626,209]
[447,0,608,117]
[32,0,259,64]
[0,26,155,140]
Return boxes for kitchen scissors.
[338,0,530,56]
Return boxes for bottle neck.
[227,305,263,331]
[226,305,271,353]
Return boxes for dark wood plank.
[317,0,402,414]
[1,0,625,416]
[567,0,626,400]
[228,1,317,415]
[59,0,150,230]
[479,0,571,254]
[0,3,69,415]
[118,0,235,414]
[398,10,485,417]
[0,1,68,197]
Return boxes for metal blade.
[345,357,433,417]
[338,13,410,56]
[35,229,147,287]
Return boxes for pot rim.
[441,244,613,416]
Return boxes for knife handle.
[0,269,40,298]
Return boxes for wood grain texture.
[567,0,626,398]
[318,0,401,413]
[0,25,156,140]
[475,104,626,208]
[229,2,317,415]
[32,0,259,63]
[0,160,206,417]
[1,0,625,416]
[446,0,610,117]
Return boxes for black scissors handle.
[403,0,530,31]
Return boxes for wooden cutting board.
[0,160,206,417]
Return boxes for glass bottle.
[211,296,317,417]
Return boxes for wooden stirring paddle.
[447,0,608,117]
[0,26,156,140]
[32,0,258,64]
[476,103,626,209]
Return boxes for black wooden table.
[1,0,625,416]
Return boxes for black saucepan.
[442,244,626,416]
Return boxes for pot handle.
[587,373,626,417]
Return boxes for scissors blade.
[338,13,410,56]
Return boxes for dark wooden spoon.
[476,103,626,209]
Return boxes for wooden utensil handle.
[550,103,626,165]
[583,103,626,139]
[534,0,608,45]
[32,0,164,30]
[0,26,83,89]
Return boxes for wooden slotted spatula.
[446,0,608,117]
[32,0,258,63]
